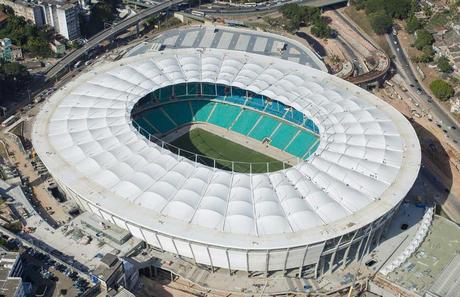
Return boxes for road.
[45,0,184,81]
[387,33,460,151]
[200,0,347,15]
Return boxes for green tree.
[311,20,334,39]
[429,79,455,100]
[0,61,30,101]
[384,0,412,19]
[25,37,51,57]
[406,17,422,34]
[80,0,120,37]
[0,4,14,15]
[437,56,453,73]
[370,11,393,35]
[414,29,434,50]
[0,14,52,57]
[364,0,386,14]
[280,4,321,30]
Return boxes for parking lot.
[22,248,89,297]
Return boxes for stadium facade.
[32,48,421,278]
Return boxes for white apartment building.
[1,0,81,40]
[41,0,81,40]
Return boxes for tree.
[280,4,333,38]
[384,0,412,19]
[370,12,393,35]
[413,45,435,63]
[0,14,52,57]
[414,29,434,50]
[0,61,30,101]
[311,19,334,39]
[429,79,455,101]
[437,56,453,73]
[0,4,14,15]
[406,17,422,34]
[80,0,120,37]
[280,4,321,29]
[364,0,386,14]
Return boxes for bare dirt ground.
[137,275,234,297]
[0,132,70,224]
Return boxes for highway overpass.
[45,0,184,81]
[200,0,347,15]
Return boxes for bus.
[191,10,205,17]
[1,115,17,128]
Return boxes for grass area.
[170,128,286,173]
[342,7,391,56]
[9,121,23,137]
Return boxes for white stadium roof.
[33,48,420,250]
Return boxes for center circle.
[131,82,320,173]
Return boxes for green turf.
[171,128,288,173]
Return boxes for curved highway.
[45,0,184,81]
[388,33,460,150]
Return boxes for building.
[32,48,421,278]
[433,24,460,76]
[0,252,25,297]
[93,254,125,291]
[41,0,81,40]
[79,212,132,245]
[0,38,23,62]
[0,0,80,40]
[0,0,44,26]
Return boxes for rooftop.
[32,48,421,250]
[385,216,460,295]
[0,252,21,297]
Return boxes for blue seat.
[248,116,279,141]
[304,119,319,134]
[246,97,265,111]
[284,109,304,125]
[225,96,246,105]
[270,124,299,150]
[191,101,215,122]
[231,110,261,135]
[285,131,319,159]
[208,104,242,128]
[162,101,193,126]
[140,109,176,134]
[265,101,286,117]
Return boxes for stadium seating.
[224,96,246,105]
[265,101,286,118]
[191,101,216,122]
[248,116,279,141]
[137,108,176,134]
[270,123,299,151]
[285,131,319,158]
[162,101,193,126]
[133,84,322,160]
[284,109,304,126]
[245,96,265,111]
[230,110,261,135]
[208,103,242,127]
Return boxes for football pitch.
[170,128,287,173]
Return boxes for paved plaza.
[126,25,327,71]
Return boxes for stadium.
[32,48,421,278]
